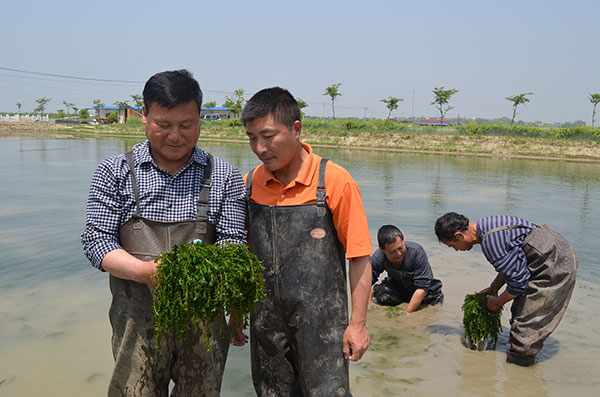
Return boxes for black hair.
[143,69,203,114]
[434,212,470,241]
[377,225,404,249]
[241,87,300,130]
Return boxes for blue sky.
[1,0,598,123]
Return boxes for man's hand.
[486,295,502,312]
[486,289,516,312]
[343,323,370,361]
[146,259,160,290]
[346,255,372,361]
[477,286,495,295]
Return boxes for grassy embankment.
[2,118,600,161]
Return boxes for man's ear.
[142,105,148,124]
[292,120,302,138]
[454,230,464,241]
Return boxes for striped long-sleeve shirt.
[81,141,247,270]
[476,215,537,295]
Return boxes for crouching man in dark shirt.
[371,225,443,312]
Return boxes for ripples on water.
[1,138,599,396]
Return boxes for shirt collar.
[261,142,316,187]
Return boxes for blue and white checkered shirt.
[477,215,536,295]
[81,141,247,270]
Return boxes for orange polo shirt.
[245,142,372,259]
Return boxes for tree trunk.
[331,98,336,119]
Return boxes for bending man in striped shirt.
[434,213,577,366]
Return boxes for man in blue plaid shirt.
[81,70,246,396]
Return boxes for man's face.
[382,236,407,266]
[442,231,475,251]
[143,101,201,170]
[245,114,301,174]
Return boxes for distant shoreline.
[2,121,600,163]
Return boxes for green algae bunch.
[461,293,503,350]
[152,242,265,348]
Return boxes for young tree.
[203,101,217,108]
[34,97,51,116]
[130,94,143,107]
[16,102,22,114]
[431,87,458,125]
[223,89,246,117]
[57,109,66,119]
[381,96,403,119]
[114,100,129,123]
[114,100,129,109]
[323,83,342,119]
[505,92,534,125]
[79,108,90,119]
[62,100,75,116]
[589,93,600,127]
[72,106,79,115]
[297,98,309,118]
[92,99,105,117]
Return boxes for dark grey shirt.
[371,241,435,291]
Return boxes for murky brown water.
[1,137,599,396]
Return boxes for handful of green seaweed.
[152,242,265,348]
[461,293,503,350]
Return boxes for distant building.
[86,105,233,123]
[201,106,231,119]
[419,118,451,126]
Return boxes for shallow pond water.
[1,137,599,396]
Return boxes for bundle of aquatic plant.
[461,293,503,349]
[153,242,265,348]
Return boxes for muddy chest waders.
[108,152,229,397]
[373,264,443,307]
[247,158,351,397]
[482,224,578,363]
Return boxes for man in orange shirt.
[233,87,372,396]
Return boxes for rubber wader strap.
[481,224,536,242]
[124,151,141,216]
[196,153,213,220]
[316,158,329,217]
[245,167,256,203]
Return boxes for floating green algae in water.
[152,242,265,349]
[384,306,403,318]
[461,293,503,350]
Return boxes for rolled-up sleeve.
[411,247,433,291]
[81,158,124,270]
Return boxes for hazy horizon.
[1,0,598,124]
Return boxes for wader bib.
[373,264,443,307]
[108,151,229,397]
[246,158,351,397]
[482,224,578,361]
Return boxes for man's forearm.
[405,289,427,313]
[102,249,158,287]
[490,273,506,293]
[348,255,372,325]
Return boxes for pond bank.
[2,121,599,163]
